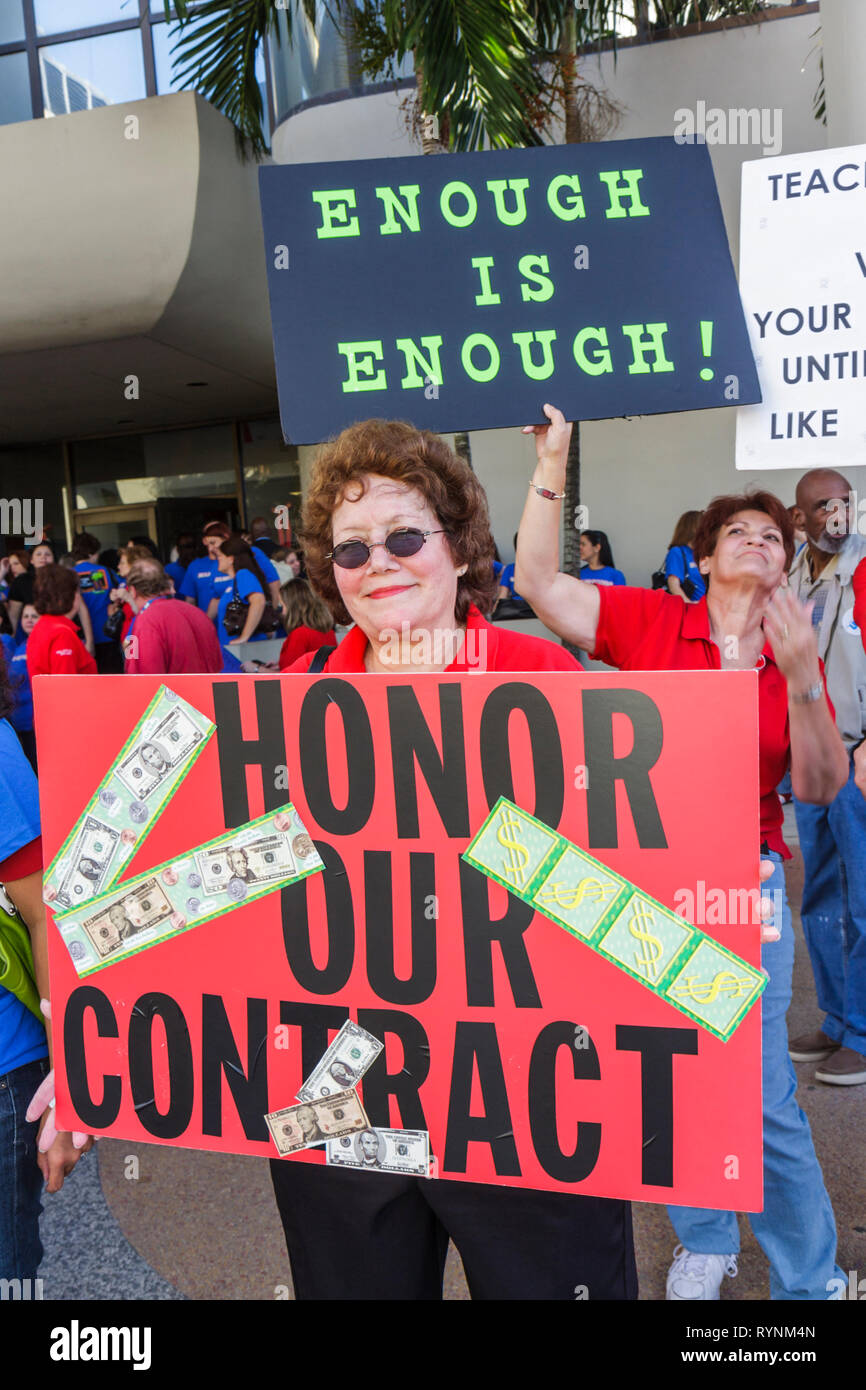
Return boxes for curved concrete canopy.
[0,93,277,444]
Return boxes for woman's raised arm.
[514,404,601,652]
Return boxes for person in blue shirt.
[182,523,283,616]
[0,653,92,1279]
[71,532,120,671]
[664,511,706,602]
[578,530,626,586]
[212,537,274,672]
[1,603,36,769]
[164,532,197,593]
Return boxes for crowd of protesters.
[0,519,337,764]
[1,436,865,1303]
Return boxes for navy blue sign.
[259,139,760,443]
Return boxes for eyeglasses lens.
[332,529,426,568]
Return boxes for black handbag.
[652,546,697,599]
[223,578,280,637]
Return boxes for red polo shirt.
[853,557,866,651]
[124,597,223,675]
[283,604,580,675]
[279,625,338,671]
[589,586,830,857]
[26,614,97,678]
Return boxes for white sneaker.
[665,1244,738,1300]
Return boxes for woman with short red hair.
[273,417,637,1302]
[516,404,848,1304]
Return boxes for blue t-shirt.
[579,565,625,587]
[75,561,117,640]
[164,560,187,591]
[498,562,523,602]
[181,550,276,610]
[665,544,706,600]
[1,634,33,732]
[216,569,270,672]
[0,719,47,1074]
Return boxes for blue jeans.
[793,756,866,1053]
[0,1058,47,1280]
[668,855,842,1299]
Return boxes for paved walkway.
[37,808,865,1301]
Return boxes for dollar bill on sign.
[79,879,174,959]
[266,1089,369,1156]
[326,1127,430,1177]
[53,815,122,913]
[297,1020,383,1102]
[114,704,207,802]
[53,803,323,976]
[195,833,296,897]
[43,686,214,911]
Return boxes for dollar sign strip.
[670,971,756,1004]
[535,876,618,910]
[627,899,664,981]
[463,795,767,1042]
[495,805,530,888]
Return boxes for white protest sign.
[735,143,866,470]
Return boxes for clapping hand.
[763,588,820,691]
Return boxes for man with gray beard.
[788,469,866,1085]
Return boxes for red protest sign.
[37,670,763,1209]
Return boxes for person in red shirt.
[276,416,630,1303]
[277,579,337,671]
[515,404,848,1304]
[122,559,223,675]
[27,567,97,678]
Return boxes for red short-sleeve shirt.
[589,585,833,856]
[283,605,580,675]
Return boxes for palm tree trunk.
[560,11,581,580]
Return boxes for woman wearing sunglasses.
[274,416,637,1301]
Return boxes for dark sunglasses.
[327,528,448,570]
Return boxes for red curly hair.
[300,419,498,625]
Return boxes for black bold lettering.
[63,986,122,1130]
[279,1001,350,1082]
[388,684,470,837]
[479,683,564,827]
[280,841,354,993]
[201,995,269,1140]
[528,1021,601,1181]
[128,993,194,1140]
[213,680,288,825]
[459,857,541,1008]
[299,679,375,833]
[444,1022,520,1175]
[356,1008,430,1130]
[616,1024,698,1185]
[582,689,667,847]
[365,851,437,1004]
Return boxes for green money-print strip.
[43,686,215,915]
[463,796,766,1042]
[53,804,323,978]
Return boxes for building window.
[0,0,26,44]
[33,0,137,35]
[0,50,31,125]
[39,30,146,113]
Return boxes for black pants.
[270,1160,637,1301]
